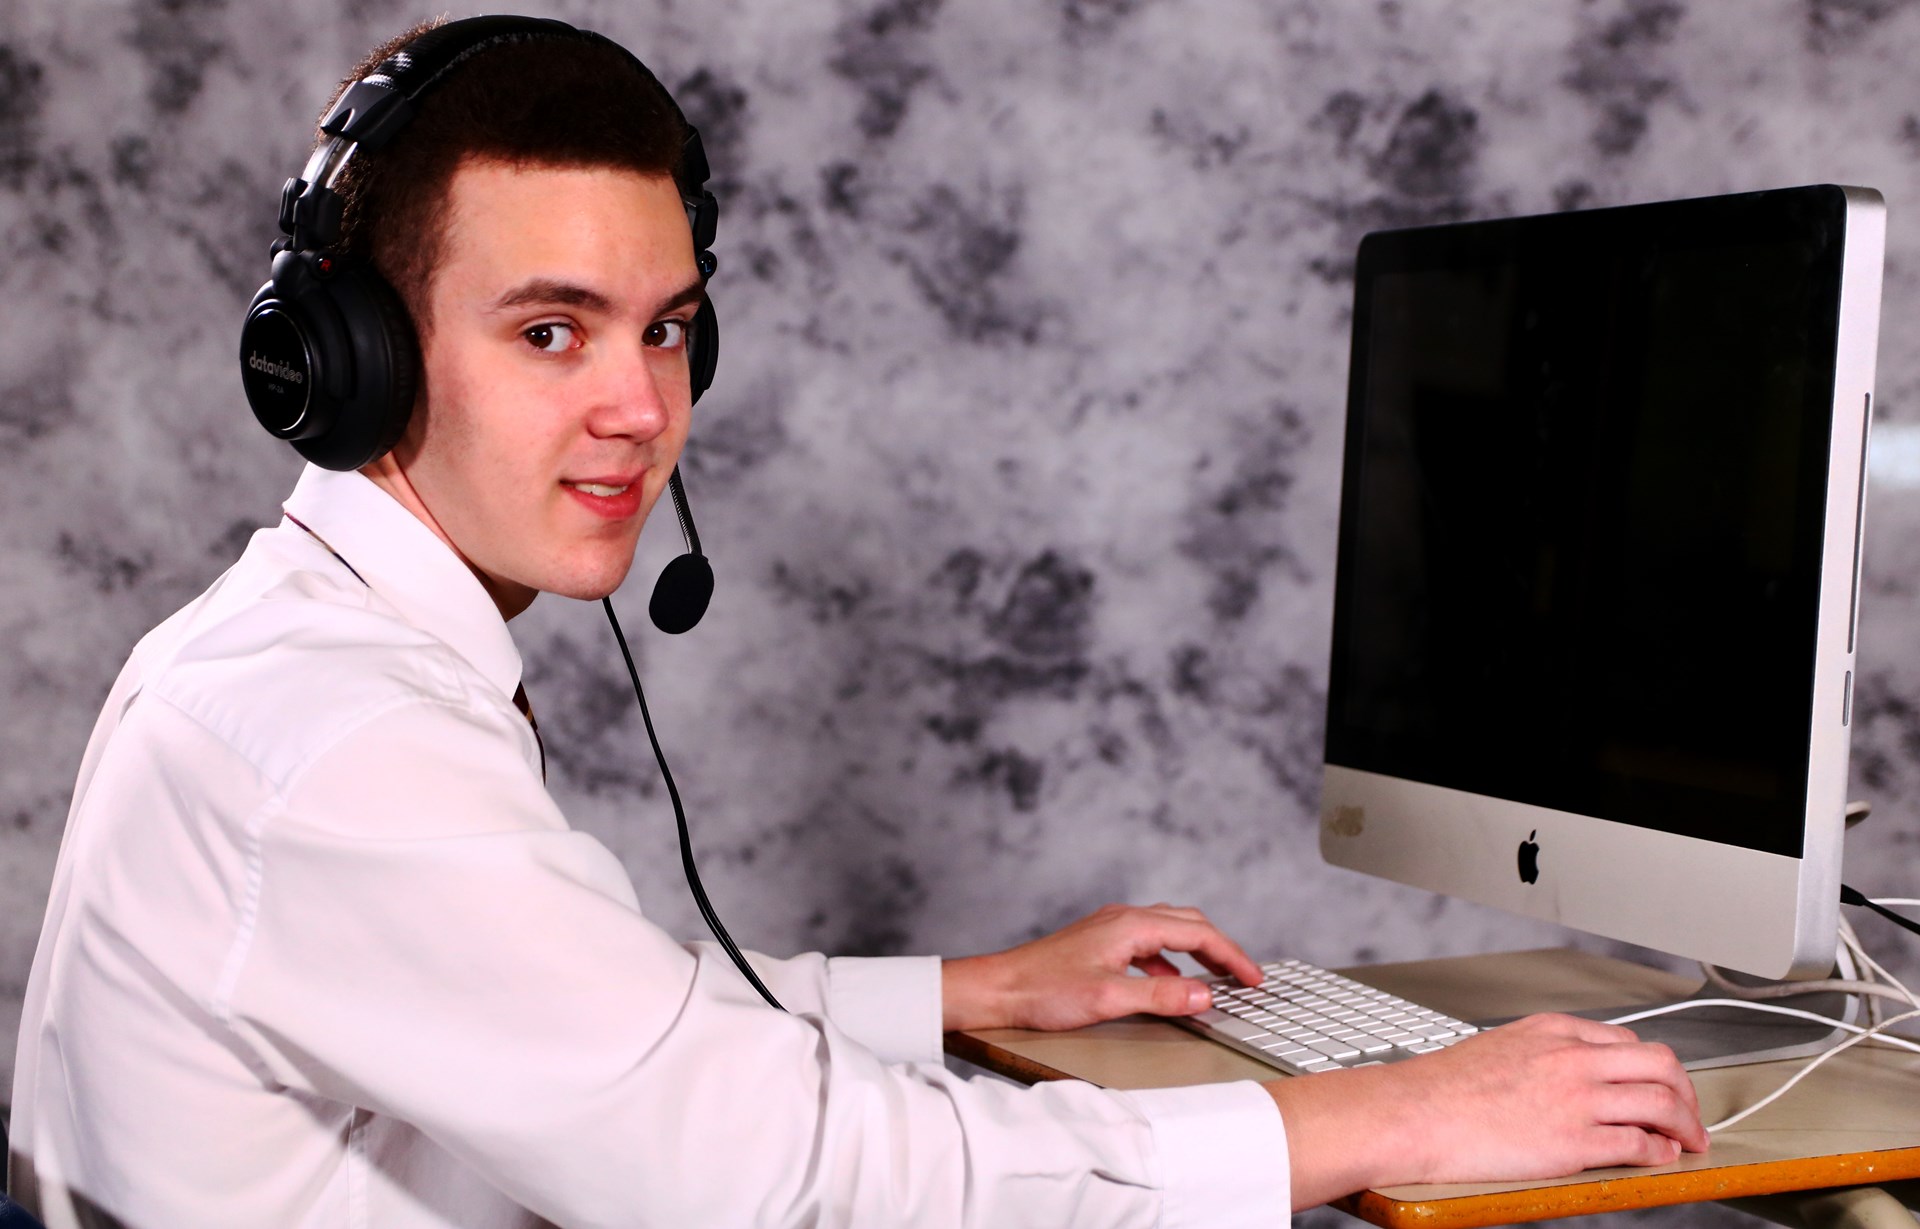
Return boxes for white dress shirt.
[12,465,1290,1228]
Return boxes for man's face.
[382,159,704,617]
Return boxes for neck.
[359,453,538,620]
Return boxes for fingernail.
[1188,984,1212,1011]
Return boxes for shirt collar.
[282,464,524,700]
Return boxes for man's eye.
[644,319,688,349]
[524,322,578,353]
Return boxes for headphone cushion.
[690,295,718,405]
[290,267,420,471]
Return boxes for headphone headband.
[282,16,712,256]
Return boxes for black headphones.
[240,15,717,634]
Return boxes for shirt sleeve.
[713,946,944,1065]
[1122,1082,1293,1229]
[215,694,1288,1228]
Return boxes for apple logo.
[1517,830,1541,884]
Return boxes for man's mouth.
[564,480,630,497]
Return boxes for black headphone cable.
[602,597,787,1012]
[1842,885,1920,940]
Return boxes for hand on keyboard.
[1271,1011,1708,1209]
[939,902,1264,1033]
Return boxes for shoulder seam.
[147,683,476,796]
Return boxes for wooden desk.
[945,949,1920,1228]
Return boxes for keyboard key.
[1207,1017,1276,1043]
[1306,1038,1362,1061]
[1406,1041,1445,1054]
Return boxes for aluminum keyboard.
[1174,958,1480,1075]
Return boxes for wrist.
[1266,1067,1424,1209]
[941,952,1015,1032]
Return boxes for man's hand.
[940,902,1263,1033]
[1271,1012,1709,1210]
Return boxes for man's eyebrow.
[484,277,707,316]
[653,277,708,315]
[485,279,615,314]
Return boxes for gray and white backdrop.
[7,1,1920,1225]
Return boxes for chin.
[544,560,638,604]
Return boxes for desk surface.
[945,948,1920,1228]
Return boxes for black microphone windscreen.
[649,553,714,634]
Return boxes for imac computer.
[1319,185,1885,1057]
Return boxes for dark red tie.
[513,683,546,783]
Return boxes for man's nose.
[586,341,678,440]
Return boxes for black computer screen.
[1325,188,1852,859]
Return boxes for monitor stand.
[1480,972,1861,1071]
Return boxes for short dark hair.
[319,21,690,331]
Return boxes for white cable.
[1697,964,1915,1007]
[1656,887,1920,1133]
[1831,931,1880,1028]
[1835,918,1895,1027]
[1829,919,1878,1026]
[1700,1008,1920,1133]
[1835,932,1861,984]
[1843,923,1920,1008]
[1831,932,1884,1028]
[1605,997,1920,1054]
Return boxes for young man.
[10,18,1706,1229]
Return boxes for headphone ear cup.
[243,278,333,446]
[689,294,718,405]
[290,266,420,471]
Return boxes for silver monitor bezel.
[1319,186,1885,980]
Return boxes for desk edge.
[1335,1146,1920,1229]
[944,1031,1074,1084]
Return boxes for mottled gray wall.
[7,1,1920,1222]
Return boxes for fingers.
[1590,1082,1708,1154]
[1585,1125,1684,1169]
[1501,1011,1640,1045]
[1531,1028,1704,1150]
[1131,954,1183,978]
[1100,973,1213,1019]
[1115,907,1264,987]
[1543,1027,1709,1155]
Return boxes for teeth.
[570,482,629,497]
